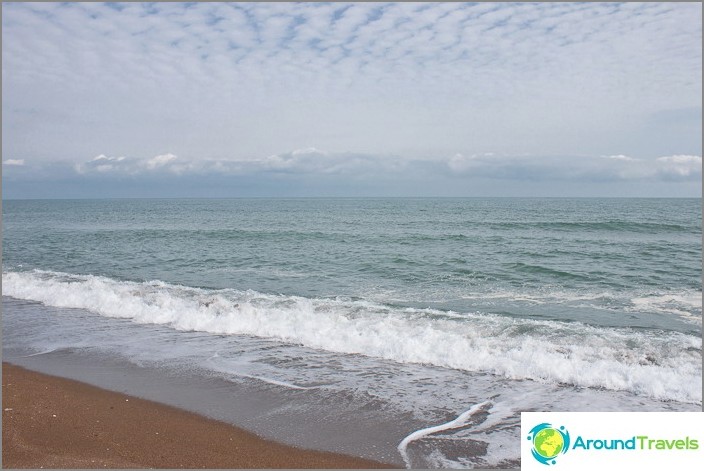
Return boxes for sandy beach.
[1,363,395,469]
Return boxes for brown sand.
[2,363,395,469]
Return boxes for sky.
[2,1,702,198]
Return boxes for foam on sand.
[397,401,491,468]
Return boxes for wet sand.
[1,363,395,469]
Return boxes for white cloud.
[91,154,125,162]
[3,159,25,166]
[291,147,327,156]
[655,155,702,178]
[256,148,401,175]
[66,149,701,185]
[144,153,178,170]
[68,148,413,178]
[1,3,700,197]
[74,154,129,174]
[75,153,179,175]
[447,153,500,173]
[446,152,702,182]
[603,155,639,162]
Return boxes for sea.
[2,198,702,468]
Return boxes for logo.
[522,412,703,470]
[527,423,571,465]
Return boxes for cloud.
[290,147,326,156]
[62,149,703,188]
[92,154,125,162]
[75,154,128,174]
[603,155,639,162]
[446,152,702,182]
[3,159,25,166]
[66,147,416,181]
[655,155,702,179]
[2,3,700,198]
[2,2,700,167]
[4,148,700,198]
[144,153,177,170]
[257,148,382,175]
[75,153,178,175]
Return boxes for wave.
[629,293,703,324]
[2,270,701,403]
[508,262,593,281]
[485,221,697,234]
[457,288,702,324]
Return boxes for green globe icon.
[533,428,564,458]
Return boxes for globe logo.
[527,423,570,465]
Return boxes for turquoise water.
[3,198,701,328]
[2,198,701,467]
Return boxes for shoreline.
[1,362,396,469]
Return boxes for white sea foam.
[2,270,701,403]
[630,293,703,324]
[399,400,520,469]
[460,290,614,303]
[464,288,702,314]
[204,354,317,390]
[20,348,60,357]
[228,372,314,390]
[397,401,491,468]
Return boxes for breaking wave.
[2,269,701,403]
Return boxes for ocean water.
[2,198,702,468]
